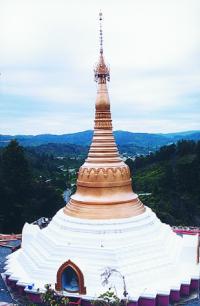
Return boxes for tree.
[0,140,65,233]
[2,139,31,191]
[0,140,32,232]
[132,140,200,226]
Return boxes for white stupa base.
[4,206,199,300]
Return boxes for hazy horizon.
[1,128,200,137]
[1,0,200,134]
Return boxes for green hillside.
[126,140,200,226]
[0,139,199,233]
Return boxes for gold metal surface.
[64,49,145,219]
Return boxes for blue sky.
[0,0,200,135]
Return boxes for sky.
[0,0,200,135]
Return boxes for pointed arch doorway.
[55,260,86,294]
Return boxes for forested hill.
[0,130,200,150]
[0,139,200,232]
[29,143,89,157]
[126,140,200,226]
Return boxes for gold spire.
[94,11,110,84]
[99,11,103,54]
[63,13,145,219]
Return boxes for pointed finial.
[94,11,110,83]
[99,11,103,54]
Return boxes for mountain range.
[0,130,200,155]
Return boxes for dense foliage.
[0,140,66,233]
[0,139,200,232]
[126,140,200,226]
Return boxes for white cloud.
[0,113,94,135]
[0,0,200,134]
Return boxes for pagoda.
[4,13,199,306]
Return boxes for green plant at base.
[41,284,69,306]
[92,290,126,306]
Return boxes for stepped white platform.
[4,206,199,302]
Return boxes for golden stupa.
[4,13,199,305]
[64,19,145,219]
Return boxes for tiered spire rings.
[64,13,145,219]
[94,12,110,84]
